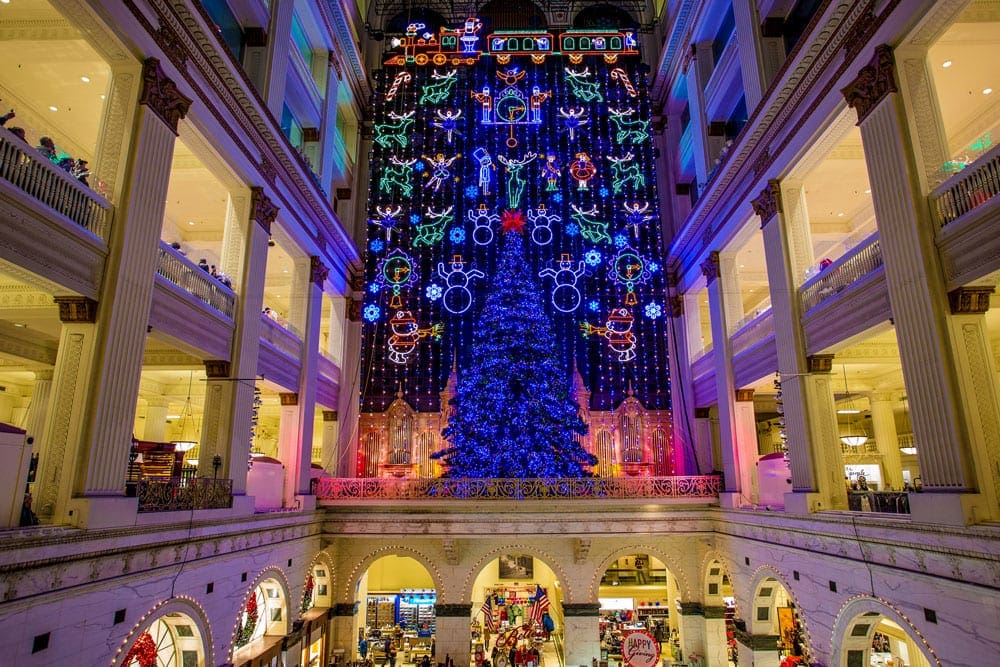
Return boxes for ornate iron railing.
[136,477,234,513]
[730,306,774,356]
[799,233,882,312]
[156,242,236,318]
[0,124,111,238]
[930,141,1000,227]
[847,491,910,514]
[315,475,723,500]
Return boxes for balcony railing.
[690,346,714,378]
[136,476,234,513]
[0,125,111,238]
[261,314,304,358]
[156,242,236,318]
[315,475,723,501]
[730,306,774,356]
[930,141,1000,227]
[799,232,882,312]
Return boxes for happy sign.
[622,629,660,667]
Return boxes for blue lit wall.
[361,19,670,414]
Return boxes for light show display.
[359,16,677,477]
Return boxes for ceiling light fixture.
[80,76,91,83]
[838,365,868,447]
[942,60,952,68]
[984,88,993,95]
[48,106,58,111]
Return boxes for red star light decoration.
[501,209,527,234]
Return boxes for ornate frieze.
[139,58,191,134]
[563,603,602,617]
[311,256,330,286]
[841,45,898,125]
[948,286,994,315]
[752,180,782,226]
[280,392,299,406]
[204,359,231,378]
[53,296,97,323]
[806,354,834,374]
[700,251,721,284]
[250,187,279,233]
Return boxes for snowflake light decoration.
[599,186,610,198]
[370,238,385,252]
[644,302,662,319]
[409,213,422,225]
[588,299,601,312]
[584,249,603,266]
[368,282,381,294]
[614,233,628,248]
[565,223,580,237]
[465,185,480,199]
[414,160,425,171]
[363,304,381,322]
[646,260,660,273]
[450,227,467,243]
[552,192,563,203]
[426,283,443,300]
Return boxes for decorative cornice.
[332,602,358,617]
[348,266,366,293]
[562,603,602,617]
[53,296,97,323]
[280,392,299,406]
[678,601,703,616]
[311,256,330,286]
[948,286,994,315]
[806,354,834,374]
[842,5,878,62]
[435,603,472,617]
[735,389,755,402]
[139,58,192,135]
[841,44,898,125]
[703,604,727,619]
[153,23,187,69]
[752,180,782,226]
[694,407,711,419]
[668,295,683,318]
[732,628,779,650]
[250,186,279,233]
[323,410,338,422]
[700,251,721,283]
[204,359,231,378]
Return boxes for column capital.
[703,605,727,619]
[331,602,358,617]
[677,601,703,616]
[53,296,98,323]
[668,294,683,317]
[310,256,330,286]
[841,44,898,125]
[733,627,780,650]
[752,179,782,226]
[735,388,755,402]
[562,602,602,616]
[348,264,365,292]
[948,286,994,314]
[323,410,338,422]
[434,603,472,617]
[806,354,835,373]
[867,390,900,404]
[700,250,721,283]
[33,369,55,382]
[695,407,711,419]
[204,359,231,378]
[280,392,299,406]
[347,297,362,322]
[139,57,192,135]
[250,187,279,233]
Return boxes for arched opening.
[703,559,737,667]
[599,553,677,664]
[745,577,804,665]
[120,611,207,667]
[232,577,289,663]
[471,555,561,667]
[837,611,934,667]
[356,555,438,665]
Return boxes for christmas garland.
[123,631,157,667]
[235,594,259,647]
[301,574,315,613]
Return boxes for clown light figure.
[387,310,443,364]
[581,307,636,361]
[473,148,495,195]
[541,154,561,191]
[569,152,597,190]
[422,152,461,192]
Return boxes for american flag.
[529,585,550,625]
[481,595,496,631]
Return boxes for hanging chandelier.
[838,366,868,447]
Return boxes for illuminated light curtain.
[359,11,672,475]
[621,414,642,463]
[596,430,615,477]
[418,432,435,476]
[652,428,668,474]
[363,432,382,477]
[389,412,413,464]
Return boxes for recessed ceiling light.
[48,105,58,111]
[166,414,181,419]
[283,269,289,273]
[864,189,871,194]
[984,88,993,95]
[187,220,196,225]
[100,94,106,100]
[837,212,844,217]
[942,60,952,68]
[12,322,27,328]
[80,76,91,83]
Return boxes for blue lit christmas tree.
[433,213,596,478]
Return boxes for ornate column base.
[908,491,989,526]
[719,492,744,509]
[783,490,825,515]
[66,495,137,529]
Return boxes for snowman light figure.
[438,255,484,314]
[581,307,636,361]
[539,253,585,313]
[387,310,443,364]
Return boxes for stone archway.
[112,597,213,667]
[229,569,291,664]
[830,597,938,667]
[742,567,808,666]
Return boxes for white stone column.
[277,392,301,508]
[196,188,275,500]
[732,0,765,111]
[33,299,99,522]
[321,410,340,474]
[733,390,759,505]
[23,370,53,458]
[779,181,816,284]
[702,608,728,667]
[676,605,706,664]
[66,59,191,528]
[704,252,744,505]
[320,51,343,192]
[868,392,904,491]
[693,408,715,474]
[435,608,472,667]
[842,45,1000,523]
[291,257,327,505]
[719,254,743,333]
[562,604,601,666]
[735,635,779,667]
[337,273,364,477]
[263,0,295,119]
[666,290,697,473]
[756,183,847,512]
[142,398,169,442]
[684,42,716,187]
[683,291,704,360]
[758,16,785,90]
